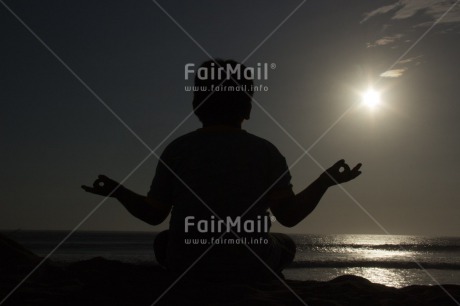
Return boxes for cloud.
[367,34,404,47]
[398,55,423,64]
[361,2,401,23]
[380,68,408,78]
[362,0,460,25]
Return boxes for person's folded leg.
[153,230,169,267]
[265,233,296,274]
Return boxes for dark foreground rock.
[1,233,460,305]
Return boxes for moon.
[362,89,381,109]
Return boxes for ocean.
[4,231,460,288]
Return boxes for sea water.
[285,234,460,288]
[4,231,460,288]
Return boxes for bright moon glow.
[362,89,381,108]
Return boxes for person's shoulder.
[170,131,198,143]
[243,131,270,144]
[161,131,198,153]
[243,132,283,154]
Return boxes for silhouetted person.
[82,59,361,279]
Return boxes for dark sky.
[1,0,460,235]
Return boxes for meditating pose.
[82,59,361,278]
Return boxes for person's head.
[192,59,254,126]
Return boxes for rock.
[0,233,41,269]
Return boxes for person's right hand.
[81,175,123,197]
[319,159,362,187]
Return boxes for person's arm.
[270,159,362,227]
[81,175,171,225]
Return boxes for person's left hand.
[319,159,362,187]
[81,175,122,197]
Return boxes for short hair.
[192,59,253,125]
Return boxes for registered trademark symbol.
[270,216,277,222]
[270,63,276,69]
